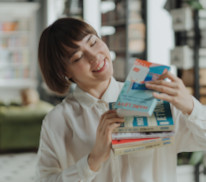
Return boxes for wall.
[83,0,101,35]
[147,0,174,65]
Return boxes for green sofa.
[0,101,53,152]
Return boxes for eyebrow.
[69,35,93,59]
[86,34,93,43]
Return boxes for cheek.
[77,62,89,71]
[67,63,86,78]
[72,62,89,77]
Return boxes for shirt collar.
[73,77,120,108]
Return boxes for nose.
[85,49,98,63]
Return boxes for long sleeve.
[35,78,206,182]
[35,109,99,182]
[35,78,123,182]
[174,97,206,153]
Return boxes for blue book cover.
[109,100,174,133]
[114,59,170,116]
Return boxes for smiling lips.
[93,59,106,72]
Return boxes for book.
[112,137,161,149]
[114,59,170,117]
[110,59,174,156]
[109,100,174,133]
[112,131,175,140]
[112,137,174,156]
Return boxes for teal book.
[114,59,170,117]
[109,100,174,133]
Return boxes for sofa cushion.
[0,101,53,151]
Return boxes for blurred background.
[0,0,205,182]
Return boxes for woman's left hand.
[145,71,194,115]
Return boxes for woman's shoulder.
[42,93,79,130]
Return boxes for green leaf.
[187,0,204,10]
[189,151,204,165]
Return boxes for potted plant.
[177,151,206,182]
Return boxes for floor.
[0,152,206,182]
[0,153,37,182]
[177,164,206,182]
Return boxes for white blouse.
[36,77,206,182]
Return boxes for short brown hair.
[38,17,98,94]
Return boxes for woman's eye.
[91,40,96,47]
[90,38,97,47]
[73,55,83,63]
[74,58,80,63]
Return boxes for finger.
[107,122,122,139]
[98,111,124,134]
[105,122,122,142]
[152,92,173,103]
[146,84,178,96]
[100,111,124,124]
[158,71,179,82]
[146,80,178,89]
[102,109,116,116]
[99,111,118,126]
[100,116,125,134]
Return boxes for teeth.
[96,61,104,71]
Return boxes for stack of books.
[111,59,175,155]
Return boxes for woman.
[36,17,206,182]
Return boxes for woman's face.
[67,34,113,91]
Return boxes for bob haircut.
[38,17,98,95]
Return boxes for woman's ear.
[66,71,72,80]
[65,76,70,81]
[65,74,75,83]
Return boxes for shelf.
[0,2,39,102]
[0,78,37,88]
[171,1,205,101]
[0,62,29,67]
[0,2,39,18]
[102,18,144,27]
[0,47,29,50]
[101,0,147,81]
[102,19,126,27]
[0,31,30,36]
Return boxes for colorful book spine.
[112,137,160,149]
[112,131,175,140]
[109,100,174,133]
[112,137,173,156]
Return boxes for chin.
[100,72,112,82]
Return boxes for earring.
[65,76,69,81]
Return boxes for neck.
[79,78,111,99]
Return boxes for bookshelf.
[0,2,39,102]
[170,1,206,181]
[63,0,83,19]
[170,0,206,104]
[100,0,147,81]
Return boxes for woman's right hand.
[88,110,124,171]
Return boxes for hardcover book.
[114,59,170,117]
[112,137,173,156]
[112,131,175,140]
[109,100,174,133]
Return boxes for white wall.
[147,0,174,65]
[46,0,101,35]
[46,0,65,25]
[83,0,101,35]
